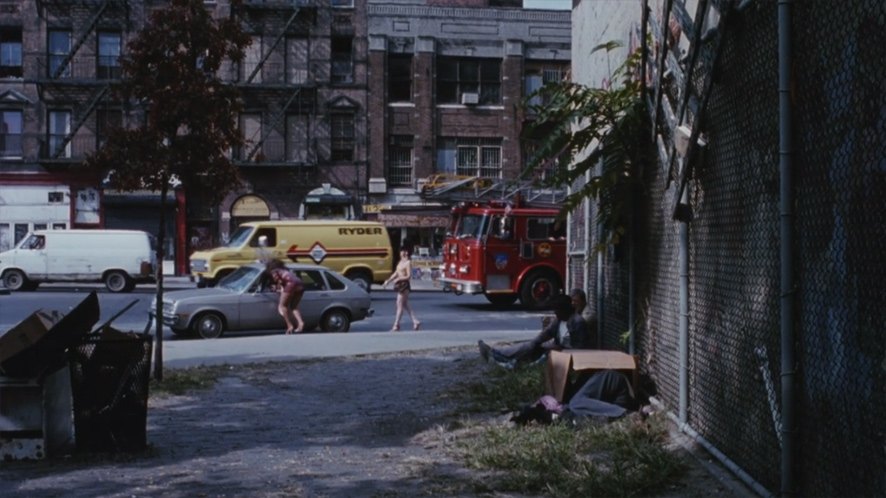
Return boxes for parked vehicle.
[0,229,157,293]
[189,220,393,291]
[154,262,373,339]
[437,201,566,309]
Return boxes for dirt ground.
[0,348,753,497]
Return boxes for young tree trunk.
[153,182,168,381]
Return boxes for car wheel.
[104,270,133,293]
[2,269,30,292]
[519,270,561,310]
[345,270,373,293]
[485,293,518,306]
[191,312,225,339]
[320,309,351,332]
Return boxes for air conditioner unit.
[460,92,479,105]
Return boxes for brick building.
[0,0,568,272]
[365,0,570,253]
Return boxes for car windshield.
[224,226,254,248]
[217,266,261,292]
[454,214,486,239]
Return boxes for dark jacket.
[536,313,592,350]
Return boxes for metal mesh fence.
[572,1,885,496]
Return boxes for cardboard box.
[544,350,637,402]
[0,292,99,378]
[0,311,63,375]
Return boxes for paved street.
[0,274,547,369]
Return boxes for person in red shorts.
[265,259,305,334]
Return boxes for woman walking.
[383,248,421,331]
[265,259,305,334]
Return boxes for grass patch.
[149,364,235,397]
[454,363,545,413]
[456,413,686,497]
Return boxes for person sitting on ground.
[477,290,591,369]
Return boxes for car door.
[293,269,328,327]
[237,271,285,330]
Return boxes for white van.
[0,229,157,292]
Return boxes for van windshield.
[225,226,254,248]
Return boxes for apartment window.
[437,57,501,105]
[48,30,71,78]
[388,54,412,102]
[331,37,353,84]
[437,137,502,179]
[242,37,262,83]
[0,110,23,158]
[330,113,354,161]
[96,109,122,148]
[286,114,309,163]
[286,37,309,85]
[97,32,122,80]
[0,28,23,78]
[240,113,261,160]
[387,135,413,186]
[48,110,71,158]
[525,66,567,106]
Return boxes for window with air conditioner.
[436,57,501,105]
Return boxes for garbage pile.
[0,292,152,459]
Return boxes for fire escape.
[233,0,319,170]
[33,0,130,162]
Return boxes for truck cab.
[438,202,565,309]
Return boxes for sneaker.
[478,340,492,362]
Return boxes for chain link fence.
[572,1,885,496]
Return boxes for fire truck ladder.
[644,0,732,219]
[421,176,567,209]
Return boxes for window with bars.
[330,113,354,161]
[0,28,23,78]
[97,32,121,80]
[436,137,502,179]
[436,57,501,105]
[388,54,412,102]
[387,135,413,186]
[0,110,22,158]
[525,65,567,107]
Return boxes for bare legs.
[392,291,420,331]
[279,291,305,334]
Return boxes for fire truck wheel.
[519,270,561,310]
[485,293,518,306]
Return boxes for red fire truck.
[438,200,566,309]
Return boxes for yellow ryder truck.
[189,220,393,291]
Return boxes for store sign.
[231,195,270,217]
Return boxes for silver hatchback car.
[153,263,373,339]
